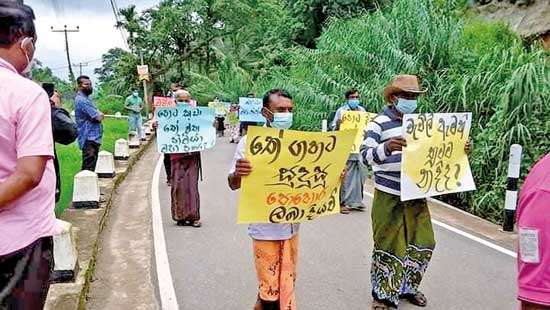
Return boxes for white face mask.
[20,38,34,75]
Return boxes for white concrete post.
[72,170,100,209]
[95,151,116,178]
[50,219,79,283]
[503,144,522,232]
[114,112,122,119]
[129,132,140,149]
[322,119,328,132]
[114,139,130,160]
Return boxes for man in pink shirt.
[0,2,58,309]
[517,153,550,310]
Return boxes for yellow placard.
[401,113,476,201]
[340,111,377,153]
[238,126,356,223]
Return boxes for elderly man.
[75,75,104,171]
[0,2,59,308]
[229,89,299,310]
[361,75,470,310]
[168,89,203,227]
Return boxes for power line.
[108,0,130,50]
[51,25,80,81]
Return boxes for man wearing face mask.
[361,75,471,310]
[0,2,59,308]
[228,89,299,310]
[125,88,144,140]
[330,88,366,131]
[75,75,104,172]
[331,89,367,214]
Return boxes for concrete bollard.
[115,111,122,119]
[72,170,100,209]
[95,151,116,178]
[114,139,130,160]
[50,219,79,283]
[129,132,140,149]
[322,119,328,132]
[70,110,75,117]
[503,144,522,232]
[140,126,147,141]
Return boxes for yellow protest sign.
[340,111,377,153]
[238,126,356,223]
[401,113,476,201]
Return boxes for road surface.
[155,136,517,310]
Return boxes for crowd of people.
[0,2,549,310]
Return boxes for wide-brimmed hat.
[383,74,426,103]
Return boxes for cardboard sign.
[238,97,265,123]
[340,111,377,153]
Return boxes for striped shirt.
[360,106,403,196]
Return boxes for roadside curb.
[77,137,153,310]
[45,134,155,310]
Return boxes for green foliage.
[31,60,75,108]
[55,118,130,215]
[256,0,549,222]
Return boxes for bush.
[253,0,549,222]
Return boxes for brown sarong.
[253,235,299,310]
[170,152,201,222]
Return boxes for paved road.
[157,137,517,310]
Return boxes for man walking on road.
[361,75,471,310]
[0,2,58,308]
[331,89,367,214]
[125,88,144,139]
[75,75,104,171]
[228,89,299,310]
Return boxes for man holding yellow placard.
[228,89,354,310]
[360,75,472,310]
[229,89,299,310]
[331,89,368,214]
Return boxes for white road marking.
[151,155,179,310]
[363,191,517,258]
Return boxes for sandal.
[372,300,397,310]
[176,220,190,226]
[401,292,428,307]
[192,220,202,228]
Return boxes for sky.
[26,0,158,82]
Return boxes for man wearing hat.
[360,74,470,309]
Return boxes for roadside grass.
[55,118,129,215]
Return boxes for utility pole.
[73,62,89,76]
[140,50,149,119]
[51,25,79,82]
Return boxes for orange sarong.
[253,235,299,310]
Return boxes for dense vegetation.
[35,0,549,222]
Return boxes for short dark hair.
[263,89,292,108]
[77,75,90,85]
[345,88,359,99]
[0,2,36,48]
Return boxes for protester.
[239,92,258,136]
[517,153,550,310]
[0,3,58,308]
[166,82,181,99]
[361,74,471,309]
[75,75,104,171]
[213,97,226,137]
[228,89,299,310]
[331,89,367,214]
[43,83,78,202]
[170,89,202,228]
[125,88,144,140]
[228,102,240,143]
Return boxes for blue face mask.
[396,98,417,114]
[347,99,360,109]
[271,112,293,129]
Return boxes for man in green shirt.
[125,88,143,140]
